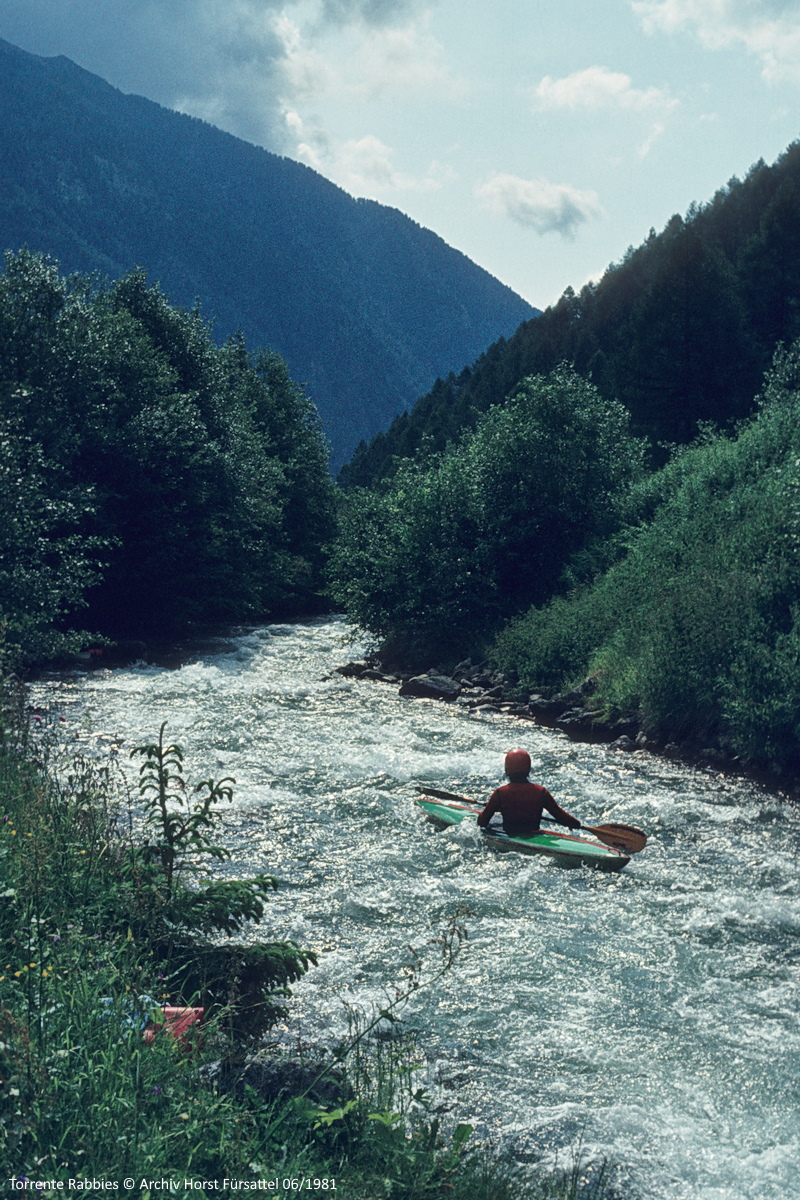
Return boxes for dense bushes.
[329,366,645,663]
[494,344,800,773]
[0,250,337,664]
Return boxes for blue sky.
[2,0,800,308]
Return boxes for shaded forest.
[0,249,336,665]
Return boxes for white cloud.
[274,8,463,107]
[337,134,402,188]
[533,65,676,112]
[354,22,464,100]
[632,0,800,83]
[638,120,666,157]
[475,174,603,238]
[287,111,451,195]
[275,8,462,195]
[274,14,339,101]
[320,0,430,27]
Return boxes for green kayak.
[416,794,630,872]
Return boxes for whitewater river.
[31,618,800,1200]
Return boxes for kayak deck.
[416,795,630,872]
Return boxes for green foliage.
[0,701,313,1047]
[494,341,800,772]
[131,721,235,894]
[0,249,337,662]
[128,721,279,939]
[330,366,645,662]
[0,414,107,665]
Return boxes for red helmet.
[504,748,531,777]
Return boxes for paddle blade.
[584,823,647,853]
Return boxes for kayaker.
[477,748,582,836]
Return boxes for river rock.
[556,707,596,732]
[528,695,568,717]
[335,660,369,677]
[399,673,461,701]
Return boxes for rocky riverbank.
[333,655,799,797]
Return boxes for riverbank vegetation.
[0,693,615,1197]
[0,249,337,667]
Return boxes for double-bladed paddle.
[415,785,647,854]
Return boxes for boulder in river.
[335,660,370,677]
[399,673,461,701]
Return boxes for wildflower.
[152,1085,162,1095]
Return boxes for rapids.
[31,618,800,1199]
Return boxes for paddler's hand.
[566,817,581,830]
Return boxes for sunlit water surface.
[31,618,800,1199]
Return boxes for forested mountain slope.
[0,38,535,468]
[342,142,800,485]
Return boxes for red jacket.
[477,781,579,836]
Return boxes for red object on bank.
[143,1006,204,1049]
